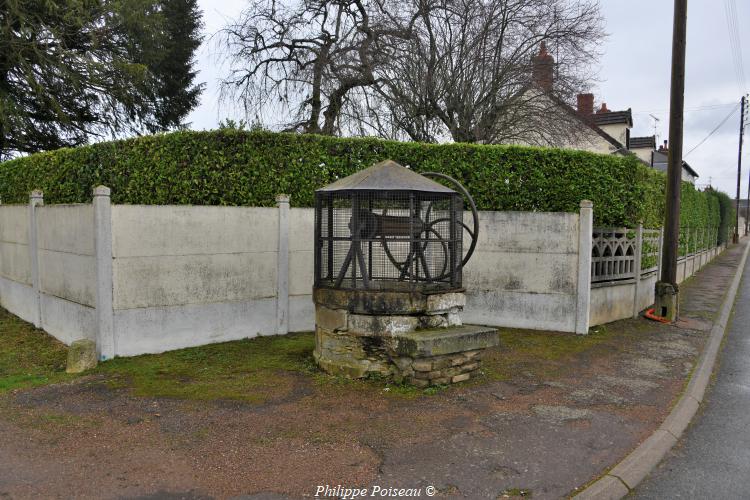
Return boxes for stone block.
[452,373,470,383]
[314,287,466,315]
[411,378,430,388]
[433,377,450,385]
[316,305,348,331]
[66,340,97,373]
[392,325,499,358]
[392,357,414,371]
[315,354,370,379]
[419,314,448,329]
[446,311,462,326]
[412,360,432,372]
[431,356,453,370]
[348,313,418,336]
[425,292,466,313]
[462,362,479,372]
[451,356,466,366]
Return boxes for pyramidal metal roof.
[317,160,455,193]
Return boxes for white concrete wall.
[288,208,315,332]
[462,211,582,332]
[589,274,658,327]
[36,204,96,344]
[0,203,96,343]
[0,205,35,323]
[110,205,279,355]
[1,194,729,356]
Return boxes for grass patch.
[0,305,615,403]
[0,308,73,392]
[0,306,318,403]
[97,332,317,403]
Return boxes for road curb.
[573,239,750,499]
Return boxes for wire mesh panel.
[315,190,463,291]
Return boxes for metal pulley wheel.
[420,172,479,269]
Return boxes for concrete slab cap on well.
[313,287,465,315]
[391,325,499,357]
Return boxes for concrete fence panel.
[462,209,583,333]
[36,203,97,344]
[288,207,315,332]
[110,205,279,355]
[0,204,34,323]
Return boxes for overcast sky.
[188,0,750,198]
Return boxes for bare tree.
[219,0,422,135]
[361,0,606,144]
[220,0,604,145]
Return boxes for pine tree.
[0,0,204,159]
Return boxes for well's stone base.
[313,288,498,386]
[393,349,483,387]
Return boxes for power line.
[632,103,738,115]
[684,102,741,157]
[724,0,747,95]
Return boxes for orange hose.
[644,308,671,324]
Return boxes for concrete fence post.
[28,190,43,328]
[93,186,115,360]
[575,200,593,334]
[276,194,290,335]
[632,223,644,319]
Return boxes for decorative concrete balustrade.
[589,224,728,326]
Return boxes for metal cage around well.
[314,161,464,292]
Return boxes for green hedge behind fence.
[0,129,734,231]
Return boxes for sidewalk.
[632,240,750,498]
[0,241,747,500]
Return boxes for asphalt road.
[632,255,750,499]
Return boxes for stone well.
[313,287,498,386]
[311,160,498,387]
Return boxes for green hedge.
[707,188,736,245]
[0,129,730,230]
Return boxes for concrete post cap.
[93,186,111,197]
[30,190,43,199]
[276,194,291,204]
[579,200,593,209]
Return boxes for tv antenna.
[649,114,661,144]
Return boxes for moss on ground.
[482,327,612,381]
[97,332,317,403]
[0,305,625,403]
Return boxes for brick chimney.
[577,93,594,117]
[597,102,610,114]
[532,42,554,92]
[659,140,668,152]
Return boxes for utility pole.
[656,0,688,322]
[741,94,749,236]
[735,95,746,242]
